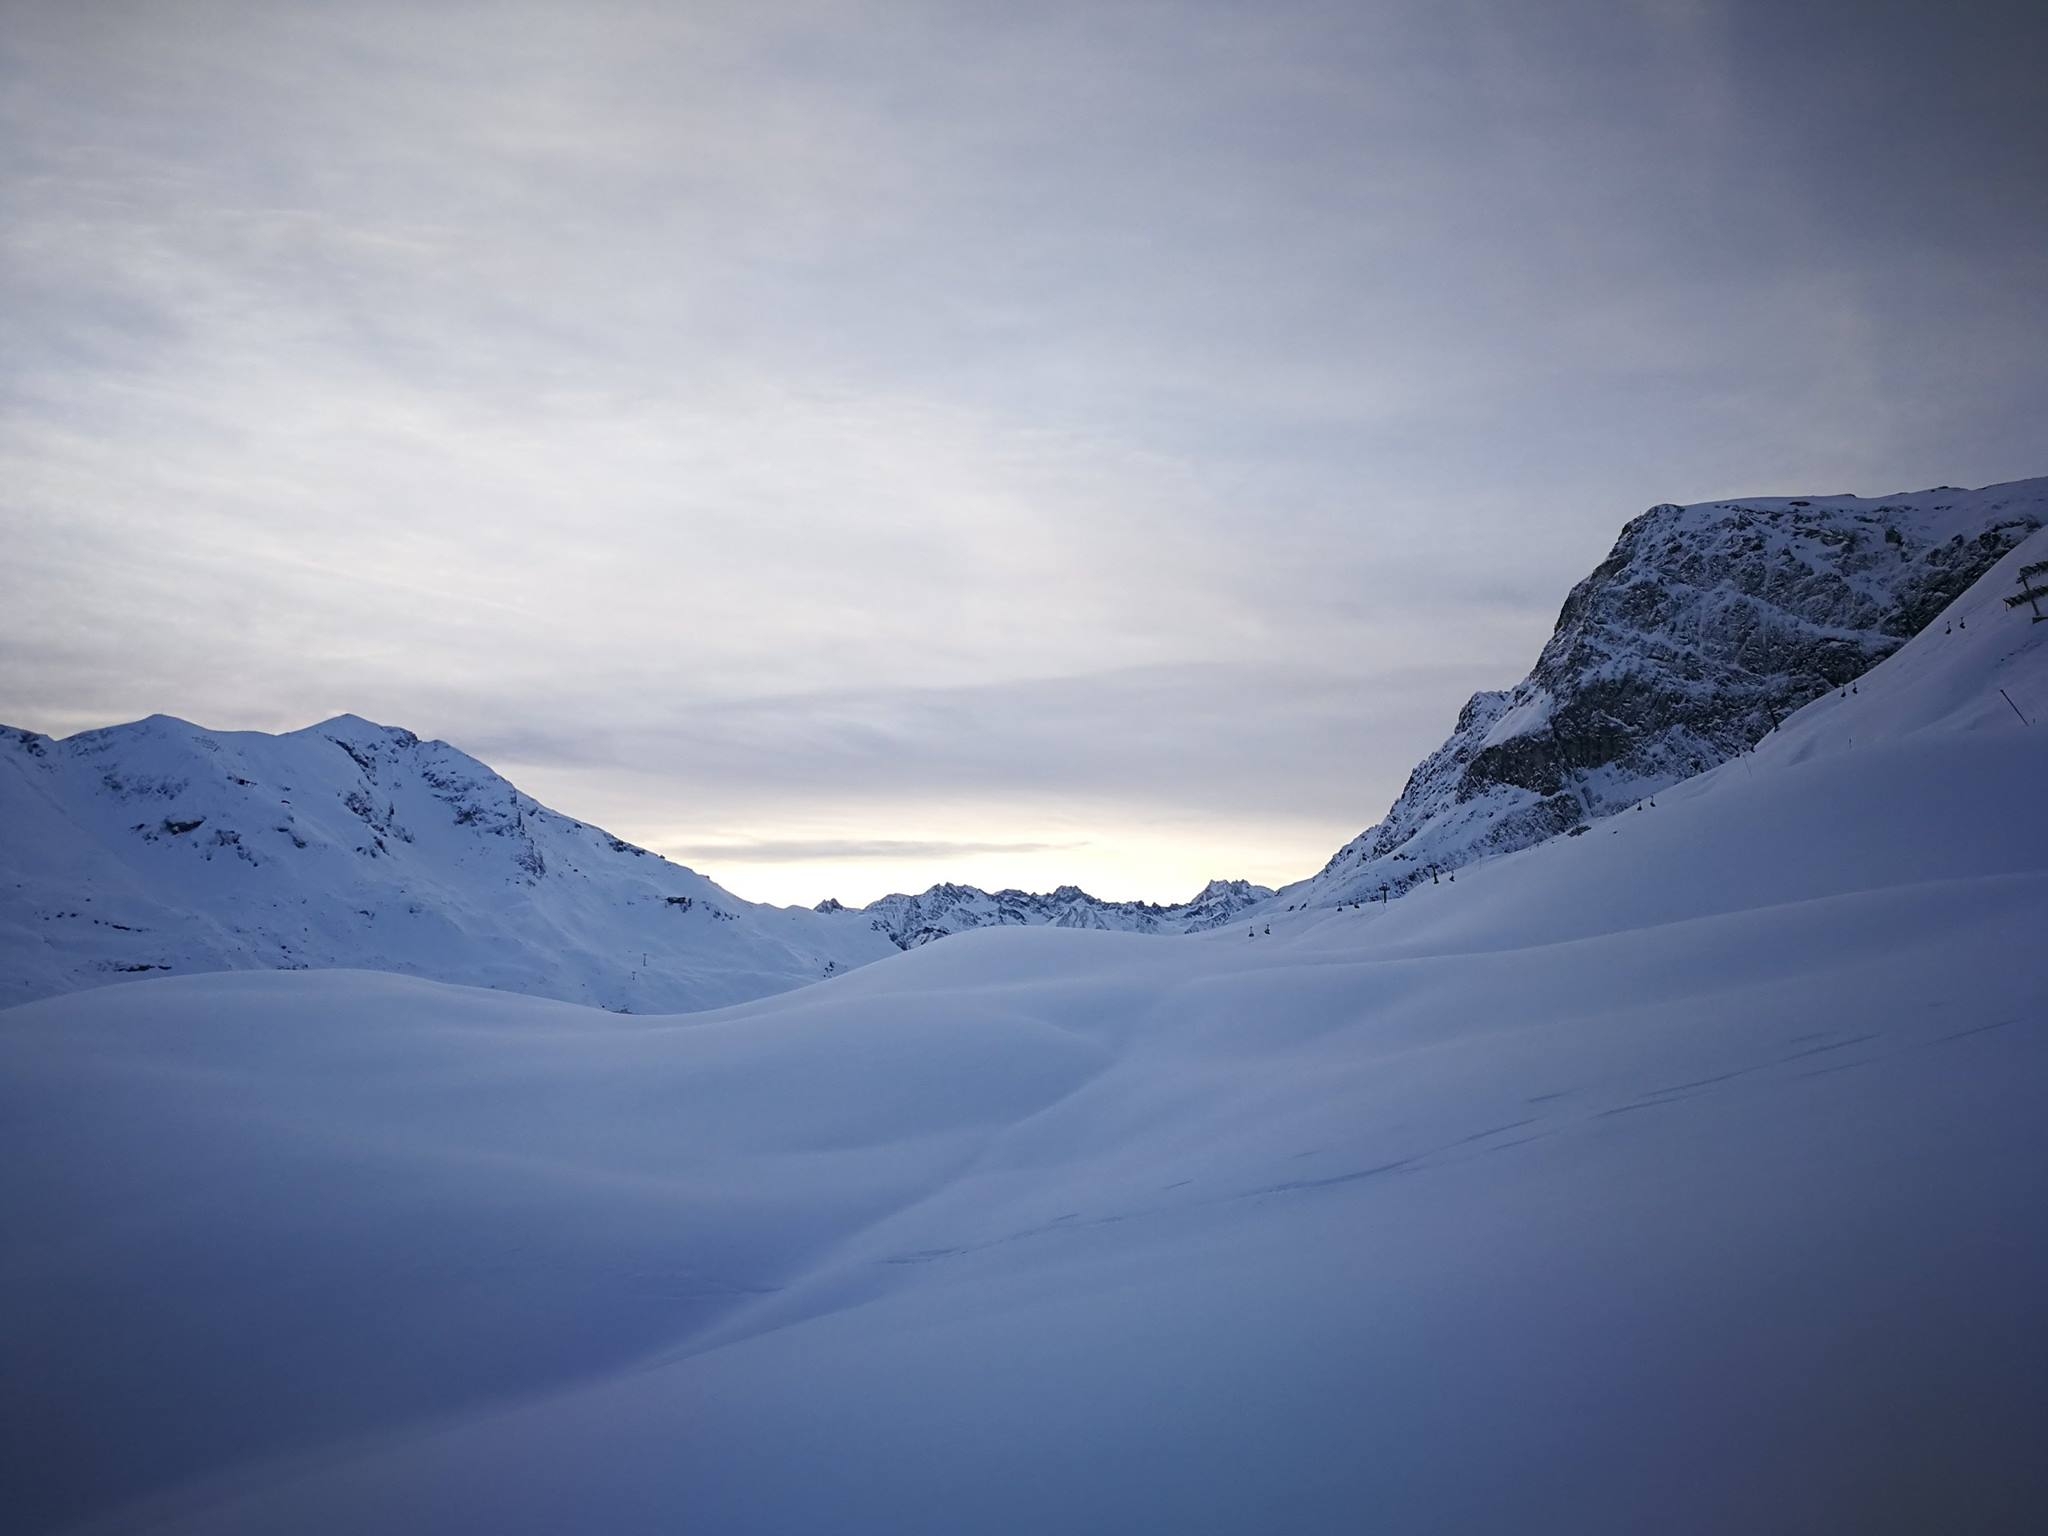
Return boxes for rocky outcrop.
[1287,479,2046,906]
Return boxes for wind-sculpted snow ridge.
[851,875,1272,947]
[1283,476,2046,908]
[0,713,900,1011]
[4,532,2044,1534]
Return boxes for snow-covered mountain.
[0,712,906,1012]
[848,876,1271,948]
[0,712,1271,1010]
[6,523,2044,1536]
[1283,477,2046,907]
[10,478,2040,1012]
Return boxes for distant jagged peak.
[858,874,1275,948]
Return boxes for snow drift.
[3,530,2044,1534]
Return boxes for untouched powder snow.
[3,536,2046,1532]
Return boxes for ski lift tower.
[2004,560,2048,622]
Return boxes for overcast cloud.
[4,0,2044,903]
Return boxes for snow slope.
[4,535,2045,1533]
[0,713,901,1012]
[1285,477,2045,908]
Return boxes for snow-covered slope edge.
[3,519,2044,1535]
[1284,477,2045,907]
[0,713,903,1012]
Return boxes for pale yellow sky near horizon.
[596,801,1357,909]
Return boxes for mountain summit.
[0,714,905,1011]
[1284,478,2045,907]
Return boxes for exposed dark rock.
[1291,481,2044,907]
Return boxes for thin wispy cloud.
[666,838,1089,866]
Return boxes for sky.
[3,0,2045,907]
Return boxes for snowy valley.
[12,3,2046,1528]
[3,499,2046,1534]
[11,480,2042,1017]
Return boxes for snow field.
[3,524,2045,1533]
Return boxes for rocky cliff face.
[852,876,1272,948]
[1285,479,2046,907]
